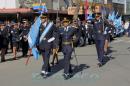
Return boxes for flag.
[31,48,39,60]
[108,13,112,20]
[115,12,118,18]
[32,3,48,14]
[40,22,54,43]
[85,0,89,20]
[28,16,41,60]
[114,16,122,28]
[38,5,48,14]
[28,16,41,48]
[87,14,93,20]
[108,11,115,21]
[111,11,115,21]
[118,16,122,26]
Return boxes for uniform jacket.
[38,22,58,50]
[93,19,105,40]
[0,27,9,48]
[10,28,20,43]
[58,26,76,45]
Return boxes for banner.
[68,6,83,15]
[32,3,48,14]
[85,0,89,20]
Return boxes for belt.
[62,42,72,45]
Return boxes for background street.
[0,37,130,86]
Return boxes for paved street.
[0,37,130,86]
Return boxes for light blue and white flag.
[28,16,41,48]
[28,16,41,60]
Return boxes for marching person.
[59,18,76,80]
[93,13,106,67]
[0,23,9,62]
[71,19,82,47]
[86,20,95,45]
[124,20,130,37]
[104,19,111,56]
[80,20,87,46]
[104,20,115,56]
[39,14,58,78]
[10,23,20,60]
[20,20,30,57]
[51,18,60,66]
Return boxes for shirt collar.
[43,22,47,27]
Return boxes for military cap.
[62,17,69,23]
[22,19,28,23]
[40,13,48,18]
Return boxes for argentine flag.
[28,16,41,60]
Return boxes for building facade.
[0,0,19,8]
[126,0,130,15]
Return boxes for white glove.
[48,37,55,43]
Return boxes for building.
[125,0,130,15]
[0,0,68,21]
[112,0,125,14]
[0,0,19,8]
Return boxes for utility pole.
[124,0,126,14]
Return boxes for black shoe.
[40,73,48,79]
[63,73,73,80]
[97,63,104,67]
[50,62,54,66]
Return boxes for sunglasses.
[41,17,47,19]
[63,21,69,23]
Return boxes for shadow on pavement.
[71,64,90,78]
[47,58,90,79]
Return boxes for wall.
[0,0,19,9]
[126,0,130,15]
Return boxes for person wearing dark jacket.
[10,23,20,60]
[39,14,58,78]
[0,23,9,62]
[59,18,76,80]
[20,21,30,57]
[51,19,60,66]
[93,13,105,67]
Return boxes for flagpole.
[102,0,105,31]
[85,0,88,20]
[56,0,59,19]
[40,0,41,4]
[39,0,42,16]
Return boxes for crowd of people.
[0,12,130,80]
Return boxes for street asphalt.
[0,37,130,86]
